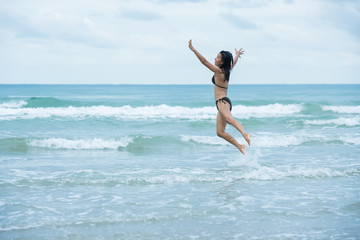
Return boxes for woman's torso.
[212,73,228,100]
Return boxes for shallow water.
[1,84,359,239]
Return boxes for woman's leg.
[216,111,246,154]
[217,100,251,146]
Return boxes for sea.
[0,84,359,240]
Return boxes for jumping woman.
[188,39,251,154]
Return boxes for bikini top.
[212,76,228,89]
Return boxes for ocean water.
[0,84,359,239]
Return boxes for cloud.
[320,0,360,40]
[0,7,47,39]
[222,0,272,8]
[0,2,120,49]
[220,12,258,30]
[0,0,359,84]
[122,9,162,21]
[158,0,206,3]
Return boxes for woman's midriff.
[214,87,227,101]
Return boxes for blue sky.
[1,0,359,84]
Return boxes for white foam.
[339,136,360,145]
[304,117,360,127]
[232,103,303,119]
[180,135,225,145]
[27,137,133,150]
[5,166,358,189]
[180,133,360,147]
[181,134,304,148]
[253,134,303,147]
[0,103,303,121]
[228,148,261,168]
[0,100,27,108]
[0,105,215,121]
[322,105,360,114]
[122,166,359,184]
[240,166,359,181]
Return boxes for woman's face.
[215,53,223,67]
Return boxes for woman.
[188,39,251,154]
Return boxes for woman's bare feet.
[239,144,246,155]
[245,133,251,146]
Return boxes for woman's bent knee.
[217,131,225,138]
[225,117,234,125]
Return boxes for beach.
[1,84,359,239]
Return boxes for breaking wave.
[304,117,360,127]
[0,103,303,121]
[27,137,133,150]
[322,105,360,114]
[1,131,359,153]
[2,166,359,188]
[0,100,27,108]
[181,133,360,147]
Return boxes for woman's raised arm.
[188,40,222,74]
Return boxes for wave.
[231,103,303,119]
[2,166,359,188]
[28,137,133,150]
[181,133,360,147]
[24,97,78,108]
[1,131,359,153]
[237,166,360,181]
[181,134,303,148]
[304,117,360,127]
[0,103,303,121]
[0,137,133,152]
[322,105,360,114]
[1,135,184,152]
[340,136,360,145]
[0,100,27,108]
[180,135,225,145]
[0,97,79,109]
[0,137,28,152]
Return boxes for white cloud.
[0,0,359,84]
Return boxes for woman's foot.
[239,144,246,155]
[245,133,251,146]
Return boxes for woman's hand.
[235,48,245,57]
[188,39,222,73]
[231,48,245,70]
[188,39,195,51]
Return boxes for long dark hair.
[219,50,233,82]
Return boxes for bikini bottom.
[215,97,232,111]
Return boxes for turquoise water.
[1,84,359,239]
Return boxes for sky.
[1,0,360,84]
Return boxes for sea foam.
[180,133,360,147]
[28,137,133,150]
[0,100,27,108]
[232,103,303,119]
[0,103,303,121]
[304,117,360,127]
[240,166,360,181]
[322,105,360,114]
[181,134,303,148]
[3,166,359,186]
[22,133,360,151]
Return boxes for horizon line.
[1,83,359,86]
